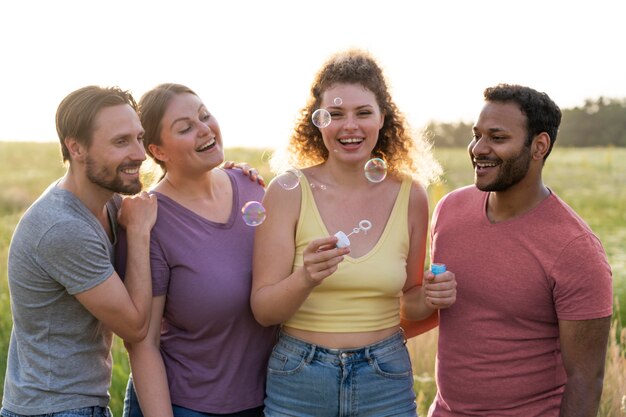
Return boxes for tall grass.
[1,142,624,416]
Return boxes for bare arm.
[558,316,611,417]
[125,296,173,417]
[76,192,157,342]
[401,182,456,321]
[251,181,349,326]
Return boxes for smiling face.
[84,104,146,195]
[152,92,224,173]
[469,101,532,192]
[319,83,384,163]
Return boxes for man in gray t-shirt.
[1,86,157,417]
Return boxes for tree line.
[426,97,626,147]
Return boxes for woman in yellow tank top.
[251,49,457,417]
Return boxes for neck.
[486,180,550,223]
[322,158,371,188]
[159,168,222,200]
[58,169,114,219]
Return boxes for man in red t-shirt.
[429,84,613,417]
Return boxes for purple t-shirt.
[118,169,277,413]
[429,186,612,417]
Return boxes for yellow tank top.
[284,177,411,332]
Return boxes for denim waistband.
[1,406,110,417]
[276,330,407,365]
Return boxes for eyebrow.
[326,104,374,110]
[473,126,508,133]
[170,104,207,129]
[110,130,144,142]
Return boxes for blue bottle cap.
[431,263,446,275]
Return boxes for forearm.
[122,227,153,335]
[127,342,173,417]
[252,268,316,326]
[400,286,435,321]
[559,374,604,417]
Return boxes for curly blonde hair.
[272,49,441,186]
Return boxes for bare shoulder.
[265,173,303,204]
[408,178,429,208]
[262,172,304,227]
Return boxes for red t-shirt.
[429,186,612,417]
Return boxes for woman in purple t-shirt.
[118,83,277,417]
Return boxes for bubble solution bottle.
[431,263,446,275]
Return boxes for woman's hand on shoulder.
[222,161,265,187]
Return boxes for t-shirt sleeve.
[118,222,170,296]
[37,220,114,295]
[150,232,171,296]
[552,233,613,320]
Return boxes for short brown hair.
[56,86,138,162]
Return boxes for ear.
[531,132,550,161]
[148,143,168,163]
[64,137,86,162]
[379,110,385,129]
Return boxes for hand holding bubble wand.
[334,220,372,248]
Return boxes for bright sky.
[1,0,624,149]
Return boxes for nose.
[343,113,358,130]
[469,136,488,158]
[132,138,147,161]
[198,120,212,136]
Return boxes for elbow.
[588,371,606,396]
[127,326,150,343]
[253,313,280,328]
[117,320,150,343]
[251,297,281,327]
[566,369,606,399]
[251,306,278,328]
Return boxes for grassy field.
[0,142,624,416]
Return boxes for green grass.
[1,142,624,416]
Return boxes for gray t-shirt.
[3,181,120,414]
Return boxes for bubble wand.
[334,220,372,248]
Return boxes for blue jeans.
[264,330,417,417]
[123,378,263,417]
[0,406,111,417]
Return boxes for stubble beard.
[86,155,142,195]
[475,145,532,192]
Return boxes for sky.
[1,0,625,149]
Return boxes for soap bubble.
[364,158,387,183]
[275,170,301,190]
[241,201,266,226]
[309,183,327,191]
[312,108,331,128]
[333,97,342,106]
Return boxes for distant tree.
[426,97,626,147]
[560,98,626,146]
[425,120,474,148]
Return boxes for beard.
[475,145,532,192]
[86,155,142,195]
